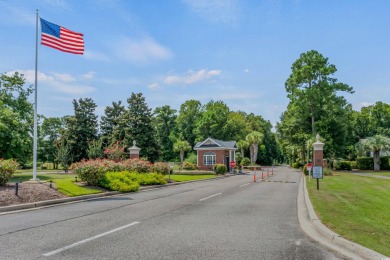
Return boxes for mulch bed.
[0,182,66,207]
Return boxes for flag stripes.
[40,18,84,55]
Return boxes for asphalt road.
[0,166,345,259]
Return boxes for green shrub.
[184,153,197,164]
[356,157,374,170]
[333,160,352,171]
[182,162,197,170]
[324,168,332,176]
[240,157,251,166]
[303,165,308,175]
[213,164,227,174]
[137,173,167,185]
[0,159,19,186]
[350,161,358,169]
[380,156,390,170]
[100,171,140,192]
[291,162,299,169]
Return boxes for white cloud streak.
[163,69,221,85]
[113,37,172,64]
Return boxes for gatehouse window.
[203,152,216,165]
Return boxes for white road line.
[239,183,250,188]
[199,193,222,201]
[43,222,140,257]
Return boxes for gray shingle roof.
[194,137,237,149]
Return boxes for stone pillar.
[129,140,141,159]
[312,134,324,167]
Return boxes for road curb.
[0,174,231,214]
[298,173,387,260]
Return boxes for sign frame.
[312,166,323,179]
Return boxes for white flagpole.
[32,9,39,180]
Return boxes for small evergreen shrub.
[184,153,197,165]
[136,173,167,185]
[240,157,251,166]
[350,161,358,169]
[324,168,332,176]
[333,160,352,171]
[303,165,308,175]
[182,162,197,170]
[0,159,19,186]
[100,171,140,192]
[213,164,227,174]
[356,157,374,170]
[291,162,299,169]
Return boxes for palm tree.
[173,140,192,163]
[245,131,264,164]
[237,140,249,158]
[359,135,390,171]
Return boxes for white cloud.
[6,69,95,95]
[163,69,221,85]
[244,69,250,73]
[81,71,96,80]
[51,82,95,95]
[114,37,172,64]
[84,50,110,62]
[53,73,76,82]
[183,0,239,26]
[148,82,160,90]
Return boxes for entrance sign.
[312,166,323,179]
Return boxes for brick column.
[312,134,324,166]
[129,140,141,160]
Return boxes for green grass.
[355,170,390,177]
[165,174,217,182]
[306,172,390,256]
[10,173,102,197]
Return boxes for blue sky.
[1,0,389,127]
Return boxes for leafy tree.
[237,140,249,158]
[54,140,72,173]
[195,100,230,141]
[153,105,177,161]
[285,50,354,134]
[246,131,264,164]
[0,72,33,166]
[123,93,159,162]
[65,98,98,162]
[100,101,126,146]
[38,117,64,169]
[87,138,103,159]
[223,111,250,141]
[173,140,192,163]
[359,135,390,171]
[175,100,201,148]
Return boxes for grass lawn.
[165,174,217,182]
[306,172,390,256]
[10,173,102,197]
[355,170,390,177]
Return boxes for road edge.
[297,172,387,260]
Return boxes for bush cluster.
[181,162,197,170]
[356,157,374,170]
[0,159,19,186]
[291,162,300,169]
[333,160,352,171]
[380,156,390,170]
[71,159,168,186]
[240,157,251,166]
[100,171,167,192]
[213,164,227,174]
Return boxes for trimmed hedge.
[356,157,374,170]
[213,164,227,174]
[333,160,352,171]
[0,159,19,186]
[380,156,390,170]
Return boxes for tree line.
[2,49,389,170]
[0,73,281,168]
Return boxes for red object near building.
[230,161,236,168]
[306,163,313,171]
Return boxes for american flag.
[40,18,84,55]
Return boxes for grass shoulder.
[306,172,390,256]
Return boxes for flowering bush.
[0,159,19,186]
[181,162,197,170]
[152,162,169,174]
[121,159,153,173]
[104,141,126,162]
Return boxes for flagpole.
[32,9,39,181]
